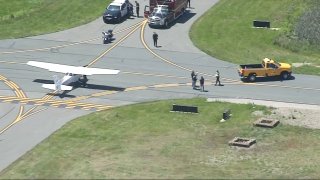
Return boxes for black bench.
[171,104,198,113]
[253,20,270,28]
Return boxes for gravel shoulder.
[207,98,320,129]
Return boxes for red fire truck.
[144,0,188,28]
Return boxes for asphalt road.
[0,0,319,172]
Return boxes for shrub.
[274,0,320,51]
[294,6,320,45]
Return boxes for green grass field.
[1,98,320,179]
[0,0,109,39]
[190,0,320,76]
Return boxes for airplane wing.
[27,61,120,75]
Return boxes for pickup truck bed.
[239,64,263,69]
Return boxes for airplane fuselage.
[61,73,82,85]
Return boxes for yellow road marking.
[122,71,189,79]
[91,91,118,97]
[20,107,47,120]
[87,21,144,67]
[140,20,240,83]
[0,22,145,134]
[0,106,24,134]
[125,86,148,91]
[152,83,181,88]
[0,95,113,109]
[0,21,144,55]
[65,96,91,102]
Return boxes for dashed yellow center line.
[65,96,91,102]
[152,83,182,88]
[122,71,189,79]
[91,91,118,97]
[125,86,148,91]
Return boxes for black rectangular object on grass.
[253,20,270,28]
[223,109,231,120]
[171,104,198,113]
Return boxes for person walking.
[187,0,190,8]
[191,71,195,88]
[153,32,158,47]
[200,76,205,92]
[192,73,197,89]
[135,1,140,17]
[215,70,221,86]
[191,70,195,80]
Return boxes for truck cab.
[262,58,292,77]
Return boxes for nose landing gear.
[79,75,88,87]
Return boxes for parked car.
[103,0,133,23]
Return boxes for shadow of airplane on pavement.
[33,79,126,98]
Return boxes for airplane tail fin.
[41,75,72,91]
[53,75,62,91]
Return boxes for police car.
[103,0,133,23]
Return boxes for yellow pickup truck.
[238,58,292,82]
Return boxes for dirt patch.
[208,98,320,129]
[270,107,320,129]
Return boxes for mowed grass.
[0,0,109,39]
[190,0,320,76]
[1,98,320,179]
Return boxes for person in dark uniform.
[125,0,133,16]
[192,73,197,89]
[135,1,140,17]
[191,70,195,79]
[200,76,204,91]
[215,70,221,86]
[187,0,190,8]
[153,32,158,47]
[191,70,195,88]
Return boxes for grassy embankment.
[190,0,320,76]
[1,98,320,179]
[0,0,109,39]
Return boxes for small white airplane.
[27,61,120,91]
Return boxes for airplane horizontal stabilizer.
[42,84,73,91]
